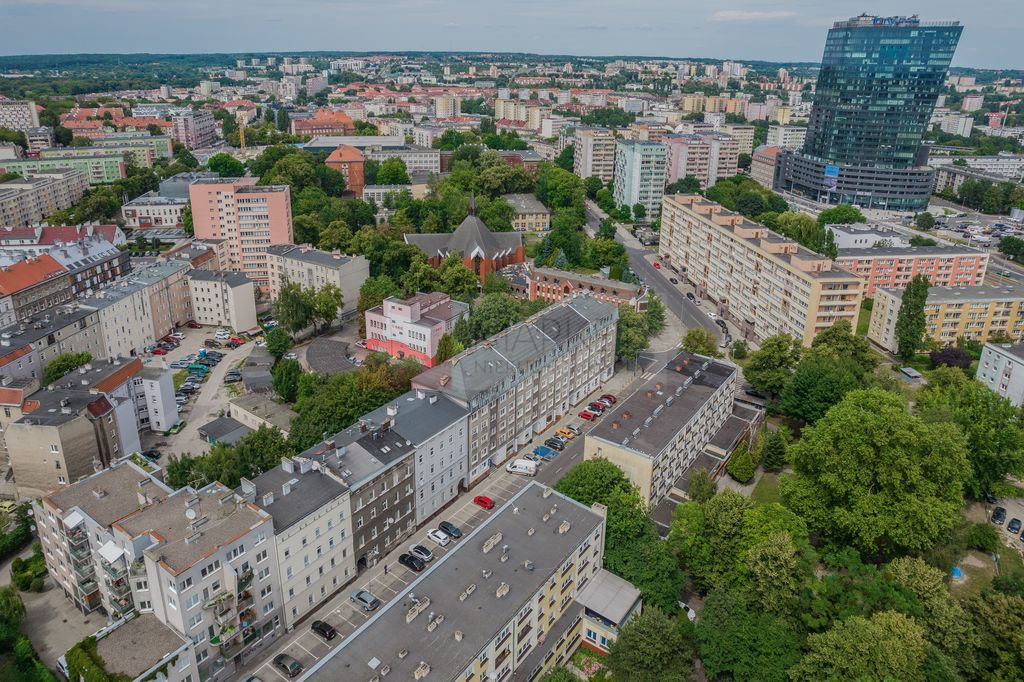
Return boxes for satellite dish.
[185,508,197,520]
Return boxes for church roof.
[404,204,522,260]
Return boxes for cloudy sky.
[1,0,1021,69]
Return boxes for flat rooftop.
[187,269,251,286]
[95,613,188,679]
[44,461,170,527]
[836,245,984,258]
[265,244,359,270]
[883,284,1024,304]
[304,482,603,682]
[241,458,348,534]
[588,351,737,459]
[229,393,297,432]
[985,342,1024,363]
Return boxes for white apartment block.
[265,245,369,318]
[613,140,667,219]
[660,194,863,346]
[0,170,89,227]
[720,123,755,155]
[187,270,257,332]
[940,113,974,138]
[240,457,356,630]
[413,297,618,483]
[766,125,807,150]
[0,99,40,133]
[433,95,461,118]
[977,342,1024,406]
[573,127,617,184]
[121,191,189,229]
[362,144,441,175]
[664,133,739,190]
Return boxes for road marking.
[264,662,290,681]
[295,641,319,659]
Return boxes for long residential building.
[0,154,126,185]
[869,284,1024,352]
[413,297,618,483]
[265,245,368,318]
[301,482,639,682]
[0,99,40,132]
[659,194,863,346]
[188,178,293,289]
[0,170,89,227]
[0,302,104,381]
[0,236,130,298]
[834,245,989,297]
[0,254,73,328]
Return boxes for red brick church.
[404,198,525,284]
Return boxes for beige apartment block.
[573,127,617,184]
[659,194,863,346]
[265,245,368,318]
[187,270,256,332]
[0,169,89,227]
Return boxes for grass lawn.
[950,548,1024,600]
[571,648,609,681]
[856,301,872,336]
[751,472,782,506]
[173,369,188,390]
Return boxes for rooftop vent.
[262,492,274,507]
[482,569,492,579]
[542,487,553,499]
[527,527,535,536]
[524,560,535,571]
[482,532,503,554]
[426,613,444,632]
[397,649,408,660]
[558,520,571,534]
[454,630,463,642]
[496,582,510,599]
[414,662,431,680]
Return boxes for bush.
[726,442,756,483]
[966,522,1001,553]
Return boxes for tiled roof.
[0,254,68,295]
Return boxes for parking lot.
[990,498,1024,549]
[138,324,256,458]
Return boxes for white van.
[506,459,537,476]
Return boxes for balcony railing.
[110,593,134,614]
[236,568,254,593]
[65,528,88,547]
[72,559,95,580]
[78,579,99,596]
[219,640,244,659]
[107,578,130,597]
[68,542,91,562]
[100,560,127,580]
[236,590,254,612]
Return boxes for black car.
[984,491,998,504]
[686,292,696,302]
[310,620,337,641]
[141,449,161,461]
[669,277,679,284]
[439,520,462,539]
[544,438,566,452]
[224,374,242,384]
[1009,517,1022,534]
[398,553,426,572]
[992,506,1007,525]
[716,319,728,330]
[587,402,606,414]
[204,339,222,349]
[178,384,197,394]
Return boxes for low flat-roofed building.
[227,394,297,438]
[502,193,551,232]
[365,292,470,367]
[91,613,200,682]
[575,568,642,654]
[302,482,615,682]
[585,351,741,506]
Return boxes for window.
[184,593,200,610]
[196,649,208,664]
[256,549,268,563]
[258,567,270,581]
[262,601,274,615]
[188,613,203,628]
[167,596,177,610]
[179,577,193,591]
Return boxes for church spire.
[468,192,477,216]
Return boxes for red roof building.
[325,145,365,197]
[290,108,356,137]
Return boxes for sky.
[1,0,1021,70]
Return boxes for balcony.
[129,561,146,577]
[235,568,254,593]
[68,542,91,562]
[219,640,244,660]
[65,528,88,548]
[215,603,237,627]
[100,559,127,580]
[110,593,134,614]
[78,579,99,596]
[107,578,130,597]
[72,559,95,581]
[236,590,254,612]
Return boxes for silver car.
[350,589,381,611]
[409,544,434,563]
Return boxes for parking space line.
[295,641,319,660]
[264,663,289,681]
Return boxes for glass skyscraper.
[775,15,963,211]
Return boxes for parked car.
[595,398,613,409]
[567,425,582,436]
[686,292,696,303]
[990,505,1005,524]
[556,427,576,440]
[224,374,242,384]
[399,553,427,572]
[1009,518,1022,534]
[169,332,186,341]
[310,620,337,641]
[587,402,606,414]
[653,261,661,269]
[273,654,303,678]
[169,360,189,369]
[473,495,495,510]
[142,449,161,461]
[409,544,434,563]
[204,339,221,349]
[600,394,617,404]
[678,601,698,623]
[544,438,566,451]
[578,410,597,421]
[284,352,298,360]
[186,320,201,329]
[669,277,679,284]
[151,347,167,356]
[439,520,462,539]
[427,529,451,546]
[350,589,381,612]
[178,384,196,394]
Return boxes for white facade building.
[977,342,1024,406]
[187,270,257,332]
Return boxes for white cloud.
[711,10,799,22]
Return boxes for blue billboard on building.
[822,164,840,191]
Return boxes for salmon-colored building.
[325,145,365,197]
[365,292,469,366]
[834,246,989,298]
[290,107,356,137]
[187,178,293,289]
[404,201,525,285]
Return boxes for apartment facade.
[869,284,1024,352]
[573,127,617,183]
[413,297,618,483]
[365,292,470,367]
[835,245,989,297]
[0,254,73,327]
[0,154,126,185]
[0,170,89,227]
[502,193,551,232]
[265,245,368,318]
[664,133,739,190]
[976,342,1024,406]
[659,194,863,346]
[750,146,781,188]
[301,482,625,682]
[187,270,257,332]
[171,111,217,150]
[0,99,40,132]
[188,178,293,289]
[720,123,755,154]
[121,192,189,229]
[613,140,667,219]
[0,304,105,381]
[0,236,130,299]
[240,457,355,630]
[362,144,441,175]
[766,124,807,150]
[528,268,647,312]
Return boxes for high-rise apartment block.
[0,170,89,227]
[433,94,461,118]
[613,140,667,218]
[660,194,863,345]
[766,125,807,150]
[573,127,617,184]
[775,15,962,210]
[664,133,739,190]
[0,99,40,132]
[171,110,217,150]
[188,178,293,289]
[834,245,988,297]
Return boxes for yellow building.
[869,284,1024,353]
[660,194,863,346]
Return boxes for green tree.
[482,273,508,294]
[761,430,787,471]
[916,366,1024,499]
[665,176,702,194]
[617,305,650,362]
[790,611,928,682]
[961,589,1024,680]
[181,203,193,236]
[743,334,801,397]
[607,607,695,682]
[730,339,749,359]
[272,358,302,402]
[644,293,665,336]
[0,584,26,630]
[810,319,877,375]
[471,293,528,340]
[687,468,718,503]
[274,281,314,334]
[311,283,343,332]
[318,220,352,251]
[779,354,862,424]
[817,203,866,227]
[885,556,975,661]
[583,175,603,199]
[376,157,410,184]
[554,144,574,171]
[680,327,720,357]
[207,152,246,178]
[436,253,479,302]
[433,333,463,364]
[43,352,93,385]
[726,441,756,483]
[276,108,289,132]
[357,275,402,337]
[894,274,930,362]
[998,235,1024,261]
[915,212,936,230]
[265,328,293,359]
[780,389,971,555]
[632,202,647,220]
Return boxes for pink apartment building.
[187,178,293,289]
[365,292,470,367]
[835,245,989,298]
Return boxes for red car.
[473,495,495,510]
[186,320,201,329]
[653,261,662,269]
[230,336,245,345]
[151,347,167,355]
[600,394,617,404]
[578,410,597,421]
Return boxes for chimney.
[387,404,398,417]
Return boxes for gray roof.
[357,390,467,445]
[299,417,416,491]
[44,461,170,527]
[837,245,984,258]
[882,284,1024,304]
[0,303,96,358]
[229,394,297,433]
[413,297,617,404]
[588,351,737,459]
[984,342,1024,363]
[501,193,549,215]
[16,389,115,426]
[575,568,641,626]
[265,244,359,270]
[304,482,604,682]
[404,211,522,260]
[95,613,189,680]
[199,416,252,444]
[241,459,348,533]
[187,269,252,287]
